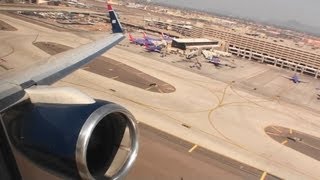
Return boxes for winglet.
[107,3,123,33]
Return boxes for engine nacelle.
[1,87,139,179]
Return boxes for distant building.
[171,38,219,50]
[144,19,193,36]
[190,25,320,78]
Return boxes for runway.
[127,123,279,180]
[1,12,320,179]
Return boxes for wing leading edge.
[0,4,124,112]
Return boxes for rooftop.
[173,38,217,43]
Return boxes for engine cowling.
[1,87,139,179]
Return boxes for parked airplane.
[282,73,308,83]
[0,4,138,180]
[208,57,225,67]
[129,33,154,46]
[208,56,236,68]
[145,42,162,53]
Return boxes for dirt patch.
[33,41,176,93]
[0,20,17,31]
[265,126,320,161]
[33,42,72,55]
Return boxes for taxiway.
[1,12,320,180]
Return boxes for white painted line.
[271,126,282,133]
[266,132,281,136]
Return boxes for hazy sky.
[152,0,320,29]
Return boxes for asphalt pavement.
[127,123,280,180]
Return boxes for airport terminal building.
[190,26,320,78]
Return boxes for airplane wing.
[0,4,139,180]
[0,33,124,112]
[0,4,125,112]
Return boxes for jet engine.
[0,87,139,179]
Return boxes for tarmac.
[33,41,175,93]
[266,126,320,162]
[127,123,279,180]
[1,12,320,180]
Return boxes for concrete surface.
[1,13,320,180]
[127,123,280,180]
[266,126,320,162]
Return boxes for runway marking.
[144,86,154,91]
[271,126,282,133]
[162,83,171,86]
[290,129,293,134]
[158,88,164,93]
[281,140,288,145]
[188,144,198,153]
[111,76,119,79]
[260,171,268,180]
[181,124,191,128]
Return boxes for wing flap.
[0,83,25,112]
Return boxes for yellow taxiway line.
[188,144,198,153]
[145,86,154,91]
[281,140,288,145]
[260,171,268,180]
